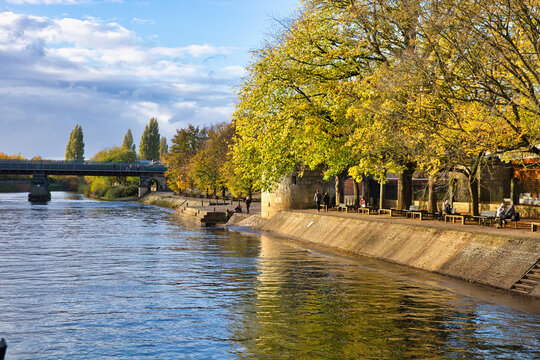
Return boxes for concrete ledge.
[260,211,540,294]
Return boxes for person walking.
[245,196,252,214]
[323,192,330,212]
[314,189,322,212]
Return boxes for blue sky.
[0,0,300,159]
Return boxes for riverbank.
[141,193,540,298]
[229,210,540,298]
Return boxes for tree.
[84,146,138,198]
[122,129,136,152]
[65,124,84,161]
[189,122,235,195]
[163,125,207,193]
[139,118,161,160]
[159,136,168,158]
[232,3,363,199]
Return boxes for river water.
[0,192,539,359]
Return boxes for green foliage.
[159,136,168,158]
[84,146,138,199]
[122,129,136,152]
[139,118,161,160]
[65,124,84,161]
[92,147,137,163]
[229,0,540,214]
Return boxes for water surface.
[0,192,539,359]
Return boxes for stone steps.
[511,261,540,296]
[175,205,227,226]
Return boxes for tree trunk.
[379,182,385,209]
[353,179,360,207]
[449,178,457,204]
[468,172,480,216]
[397,163,415,210]
[511,177,519,205]
[362,175,370,205]
[335,175,345,205]
[428,175,438,213]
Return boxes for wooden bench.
[532,222,540,232]
[346,205,358,213]
[402,205,422,220]
[407,211,424,220]
[473,210,497,226]
[445,214,466,225]
[358,207,377,215]
[336,203,348,212]
[378,208,394,216]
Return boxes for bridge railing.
[0,160,167,173]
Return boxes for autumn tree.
[122,129,136,152]
[232,3,367,203]
[163,125,207,193]
[65,124,84,161]
[189,122,235,195]
[139,118,161,160]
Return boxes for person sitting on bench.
[496,203,507,228]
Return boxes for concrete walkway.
[294,208,540,239]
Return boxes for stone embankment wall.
[244,211,540,297]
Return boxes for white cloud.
[132,18,155,25]
[220,65,246,77]
[0,11,243,159]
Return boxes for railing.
[0,160,167,175]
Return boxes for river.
[0,192,539,359]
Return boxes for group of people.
[314,189,330,212]
[234,197,252,214]
[444,200,518,228]
[314,189,368,212]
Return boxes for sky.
[0,0,300,159]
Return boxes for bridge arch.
[138,175,167,197]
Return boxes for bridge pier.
[28,173,51,202]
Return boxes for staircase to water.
[175,205,228,226]
[511,260,540,295]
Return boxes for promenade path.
[298,209,540,239]
[146,193,539,238]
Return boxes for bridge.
[0,160,168,201]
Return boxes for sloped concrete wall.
[260,211,540,292]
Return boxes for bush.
[104,184,138,199]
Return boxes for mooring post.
[0,338,7,360]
